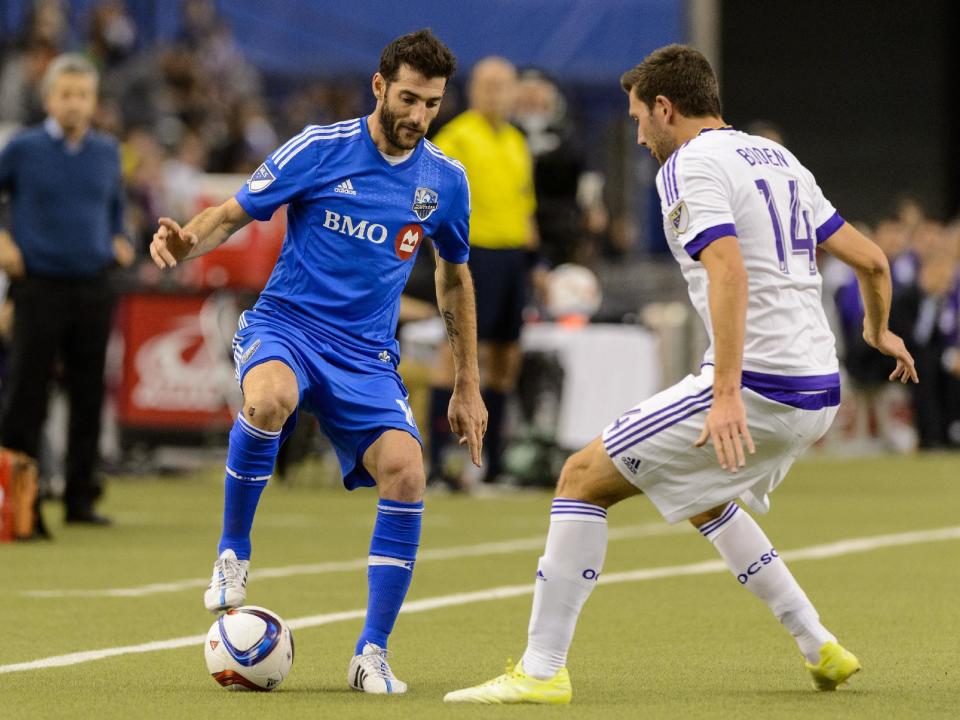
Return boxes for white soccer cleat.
[203,549,249,613]
[348,642,408,694]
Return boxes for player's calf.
[696,502,842,669]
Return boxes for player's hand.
[150,217,198,269]
[448,385,488,468]
[863,327,919,384]
[695,392,755,472]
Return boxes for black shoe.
[64,509,112,526]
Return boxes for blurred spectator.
[429,57,537,487]
[830,220,916,452]
[891,225,960,448]
[207,97,277,174]
[0,54,134,525]
[85,1,137,74]
[0,0,67,125]
[513,69,583,267]
[121,125,165,251]
[160,127,207,220]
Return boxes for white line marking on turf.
[3,525,958,675]
[20,523,685,599]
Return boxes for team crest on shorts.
[412,186,439,220]
[247,163,276,193]
[668,200,688,235]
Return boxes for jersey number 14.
[755,178,816,275]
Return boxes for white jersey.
[657,127,842,388]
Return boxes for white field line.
[20,523,686,599]
[2,525,958,675]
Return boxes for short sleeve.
[798,165,844,244]
[662,151,736,261]
[432,172,470,264]
[235,128,318,221]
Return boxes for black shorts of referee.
[469,246,527,343]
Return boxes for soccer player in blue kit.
[149,29,486,695]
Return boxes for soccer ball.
[204,606,294,691]
[545,263,602,320]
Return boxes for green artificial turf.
[1,453,957,718]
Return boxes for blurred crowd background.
[0,0,957,498]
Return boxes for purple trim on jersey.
[661,156,676,205]
[741,370,840,392]
[697,502,739,536]
[815,211,844,244]
[741,369,840,411]
[668,154,679,203]
[697,126,736,135]
[605,386,712,445]
[748,386,841,410]
[685,223,737,260]
[605,394,713,457]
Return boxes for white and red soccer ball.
[205,606,294,691]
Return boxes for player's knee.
[240,393,295,433]
[555,449,594,501]
[688,503,729,529]
[374,457,425,503]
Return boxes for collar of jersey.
[360,115,424,172]
[697,125,735,136]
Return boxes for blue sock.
[355,498,423,654]
[218,413,281,560]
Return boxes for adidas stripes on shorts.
[601,366,838,523]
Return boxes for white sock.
[698,503,835,664]
[521,498,607,680]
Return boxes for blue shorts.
[231,310,421,490]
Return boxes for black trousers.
[0,274,114,512]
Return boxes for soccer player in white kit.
[445,44,918,704]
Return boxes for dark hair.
[620,44,721,118]
[379,29,457,83]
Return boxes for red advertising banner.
[115,293,237,430]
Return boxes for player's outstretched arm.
[820,222,918,384]
[695,235,756,472]
[150,198,253,269]
[434,250,487,467]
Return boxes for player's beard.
[378,100,425,152]
[645,131,676,165]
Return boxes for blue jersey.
[235,117,470,354]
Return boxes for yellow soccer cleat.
[805,640,861,691]
[443,660,572,704]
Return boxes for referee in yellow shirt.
[428,56,537,487]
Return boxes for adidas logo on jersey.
[621,456,642,475]
[334,179,357,195]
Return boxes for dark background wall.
[720,0,959,223]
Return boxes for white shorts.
[601,367,838,523]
